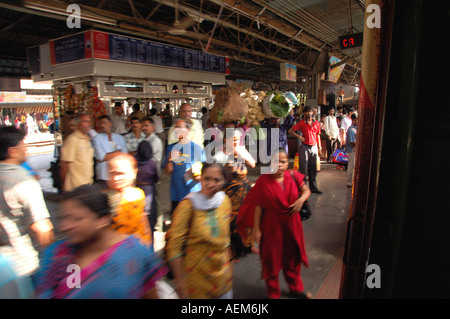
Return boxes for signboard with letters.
[46,30,227,74]
[338,33,363,50]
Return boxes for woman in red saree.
[239,148,312,299]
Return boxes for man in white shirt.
[150,108,165,145]
[141,117,164,232]
[26,113,35,135]
[167,103,204,148]
[141,117,163,169]
[339,108,353,146]
[340,107,357,146]
[323,108,340,162]
[110,102,128,135]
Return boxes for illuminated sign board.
[338,33,363,50]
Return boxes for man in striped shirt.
[0,126,54,296]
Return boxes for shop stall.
[27,29,227,135]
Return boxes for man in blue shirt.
[346,113,358,187]
[163,119,205,216]
[92,115,128,185]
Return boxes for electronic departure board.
[338,33,363,50]
[47,30,227,74]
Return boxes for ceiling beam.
[155,0,305,54]
[207,0,325,52]
[12,0,311,70]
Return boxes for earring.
[96,223,110,229]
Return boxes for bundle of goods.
[241,88,266,126]
[262,91,296,118]
[332,148,349,165]
[210,87,248,124]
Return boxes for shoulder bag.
[289,171,312,221]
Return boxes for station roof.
[0,0,364,87]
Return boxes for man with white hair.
[167,103,204,148]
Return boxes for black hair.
[272,147,288,157]
[62,184,111,218]
[351,113,358,120]
[133,103,140,111]
[130,116,141,123]
[150,108,157,115]
[303,105,312,113]
[136,140,153,162]
[0,126,25,161]
[114,102,122,107]
[202,107,208,113]
[98,114,111,122]
[74,113,90,124]
[142,117,154,125]
[201,162,226,179]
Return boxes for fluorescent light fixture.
[23,1,117,26]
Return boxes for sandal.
[289,291,312,299]
[251,245,260,254]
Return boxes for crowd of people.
[0,100,358,299]
[0,112,52,135]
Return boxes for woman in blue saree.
[34,184,167,299]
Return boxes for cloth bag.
[210,87,248,123]
[332,148,349,164]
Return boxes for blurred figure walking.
[34,184,166,299]
[0,126,55,298]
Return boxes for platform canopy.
[0,0,364,87]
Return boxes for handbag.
[289,171,312,221]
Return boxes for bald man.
[167,103,204,148]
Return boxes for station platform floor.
[36,155,352,299]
